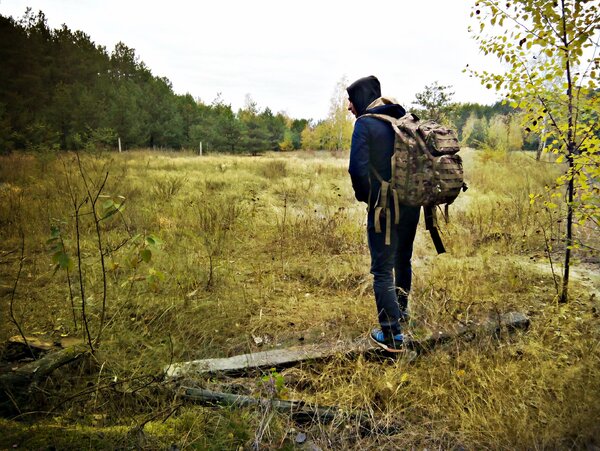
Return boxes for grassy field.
[0,148,599,449]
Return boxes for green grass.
[0,148,598,449]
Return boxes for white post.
[199,141,203,156]
[118,137,122,153]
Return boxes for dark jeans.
[367,205,420,336]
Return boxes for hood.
[364,96,406,119]
[346,76,381,116]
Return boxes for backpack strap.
[424,206,446,254]
[370,166,401,245]
[361,113,403,138]
[373,179,392,245]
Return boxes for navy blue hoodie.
[347,77,406,207]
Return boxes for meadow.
[0,148,599,449]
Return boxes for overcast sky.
[1,0,505,120]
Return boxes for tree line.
[0,10,310,154]
[0,9,558,155]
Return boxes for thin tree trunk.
[559,0,574,304]
[536,118,547,161]
[561,173,574,303]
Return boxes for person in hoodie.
[347,75,420,352]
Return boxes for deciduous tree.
[327,76,353,151]
[470,0,600,302]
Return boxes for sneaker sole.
[369,333,404,353]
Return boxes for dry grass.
[0,148,598,449]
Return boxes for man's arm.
[348,119,370,203]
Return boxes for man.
[347,75,420,352]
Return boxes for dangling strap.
[424,206,446,254]
[371,165,400,214]
[392,189,400,225]
[370,172,399,246]
[385,206,391,245]
[373,181,393,245]
[373,180,387,234]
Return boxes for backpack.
[362,112,468,253]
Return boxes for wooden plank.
[165,311,529,379]
[165,339,372,379]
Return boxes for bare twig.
[75,153,109,346]
[57,229,78,329]
[73,195,94,353]
[9,228,35,360]
[48,373,159,414]
[130,402,184,437]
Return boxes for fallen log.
[165,311,529,379]
[406,311,530,353]
[180,387,401,434]
[181,386,343,423]
[0,344,90,415]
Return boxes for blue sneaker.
[370,328,404,353]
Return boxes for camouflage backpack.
[362,112,467,253]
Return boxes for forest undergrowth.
[0,148,598,449]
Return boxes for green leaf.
[53,251,72,270]
[100,198,124,220]
[140,248,152,263]
[148,269,165,281]
[50,226,60,239]
[61,254,73,271]
[145,234,162,247]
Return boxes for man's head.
[346,75,381,117]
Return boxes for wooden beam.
[165,311,529,379]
